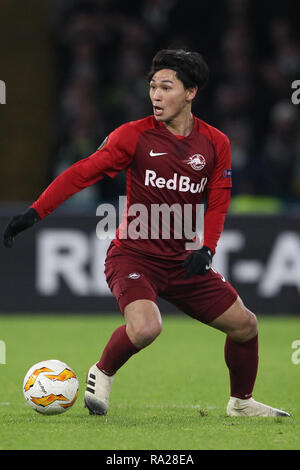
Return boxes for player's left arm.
[183,134,232,278]
[203,186,231,254]
[202,133,232,255]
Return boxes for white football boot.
[84,363,114,415]
[227,397,290,417]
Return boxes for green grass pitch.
[0,313,299,450]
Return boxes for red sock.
[224,334,258,399]
[96,325,140,376]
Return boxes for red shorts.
[104,244,238,324]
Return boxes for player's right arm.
[3,123,136,248]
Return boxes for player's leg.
[84,246,164,415]
[209,296,259,400]
[165,265,289,417]
[209,295,257,342]
[209,296,289,417]
[97,298,162,375]
[84,299,162,415]
[124,299,162,348]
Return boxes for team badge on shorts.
[184,154,206,171]
[128,272,141,279]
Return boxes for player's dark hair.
[148,49,209,92]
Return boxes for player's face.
[149,69,196,123]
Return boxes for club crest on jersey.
[184,154,206,171]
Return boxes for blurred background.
[1,0,300,212]
[0,0,299,313]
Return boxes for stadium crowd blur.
[48,0,300,213]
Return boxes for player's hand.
[3,207,40,248]
[183,246,213,279]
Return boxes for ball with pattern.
[23,359,79,415]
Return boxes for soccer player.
[4,49,289,417]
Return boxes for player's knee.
[128,320,162,349]
[125,300,162,349]
[141,321,162,347]
[234,309,257,342]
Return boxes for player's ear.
[186,86,198,102]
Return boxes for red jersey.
[32,115,232,259]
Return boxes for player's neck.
[164,111,194,137]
